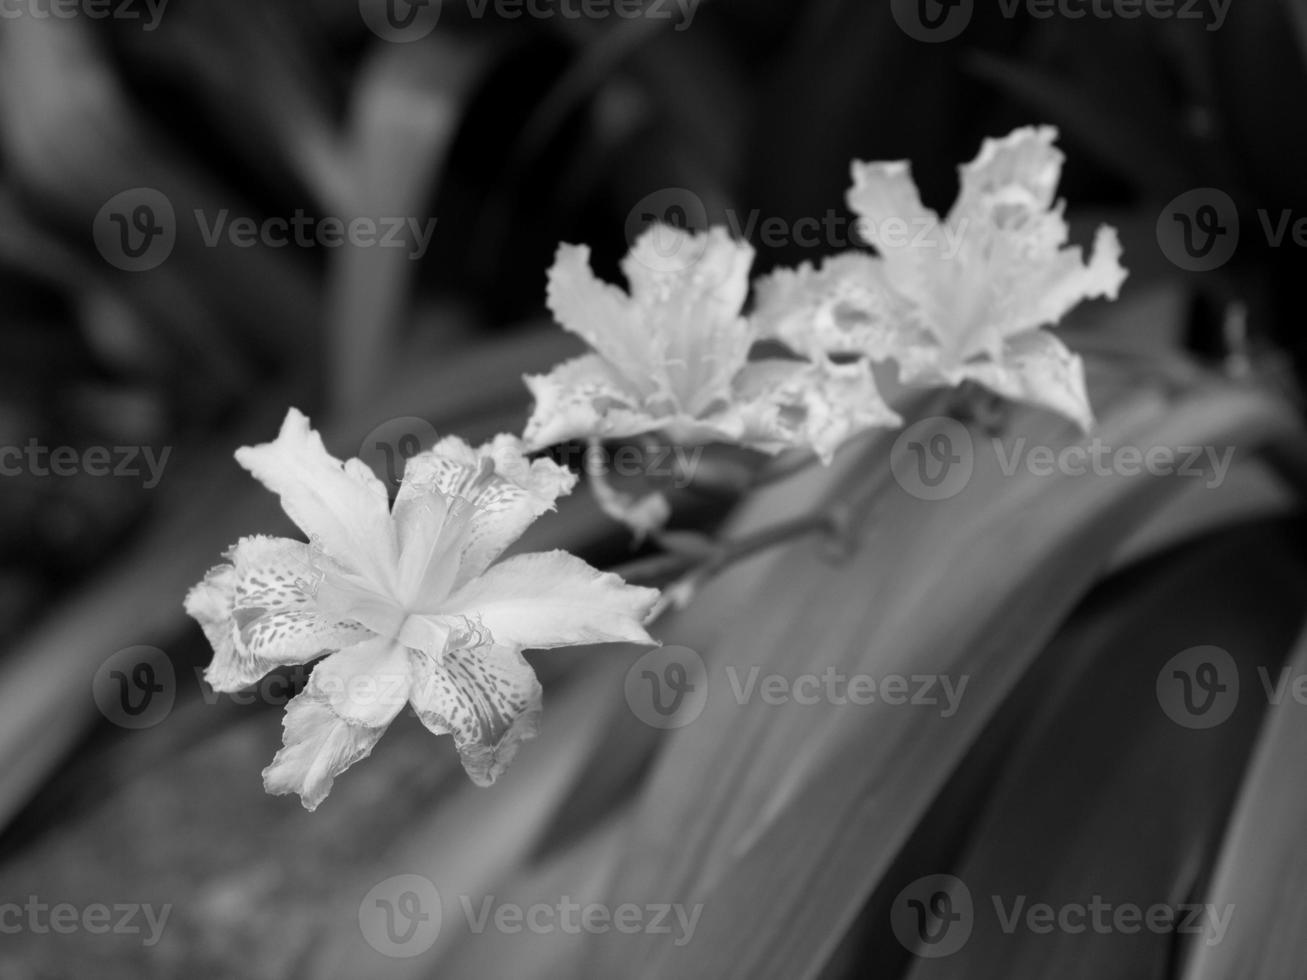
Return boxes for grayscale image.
[0,1,1305,977]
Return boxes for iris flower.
[185,411,658,809]
[754,127,1128,430]
[523,225,901,463]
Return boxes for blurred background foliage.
[2,1,1307,977]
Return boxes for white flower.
[754,126,1128,430]
[523,226,900,462]
[185,410,658,809]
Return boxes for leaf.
[326,35,497,412]
[586,376,1307,979]
[885,519,1307,980]
[1178,619,1307,979]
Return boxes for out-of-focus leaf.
[588,376,1307,979]
[886,520,1307,980]
[0,17,319,374]
[1178,620,1307,979]
[122,0,352,211]
[327,35,496,412]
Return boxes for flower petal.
[621,226,754,414]
[394,433,579,593]
[732,359,902,463]
[751,252,908,364]
[439,550,659,650]
[847,159,939,266]
[952,125,1063,223]
[261,688,388,811]
[409,643,541,787]
[1026,225,1129,330]
[913,328,1094,431]
[546,243,663,395]
[234,409,398,595]
[184,535,371,692]
[306,636,412,728]
[523,354,667,449]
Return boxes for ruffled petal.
[732,359,902,463]
[751,252,907,363]
[847,159,936,236]
[261,688,388,811]
[234,409,398,596]
[394,433,578,594]
[1025,225,1129,330]
[546,243,662,396]
[438,550,659,650]
[621,226,754,414]
[409,643,542,787]
[523,354,668,449]
[908,329,1094,431]
[306,636,412,728]
[952,125,1063,223]
[846,159,940,268]
[184,535,372,692]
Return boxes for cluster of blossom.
[524,125,1126,529]
[185,126,1127,809]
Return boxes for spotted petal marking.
[409,643,542,787]
[185,535,370,692]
